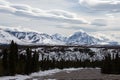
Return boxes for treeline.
[0,41,120,76]
[101,53,120,74]
[40,59,102,70]
[1,41,39,76]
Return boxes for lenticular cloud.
[79,0,120,12]
[0,0,88,24]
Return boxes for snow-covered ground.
[0,68,100,80]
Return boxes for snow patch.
[0,68,84,80]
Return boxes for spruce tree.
[25,48,32,74]
[114,53,120,74]
[32,50,39,72]
[17,54,26,74]
[8,40,18,75]
[2,49,9,75]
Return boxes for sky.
[0,0,120,36]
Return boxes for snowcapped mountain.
[0,26,65,45]
[7,31,51,44]
[67,30,100,45]
[52,33,67,42]
[90,32,119,45]
[0,26,119,45]
[6,30,66,45]
[0,29,27,45]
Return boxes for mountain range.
[0,26,119,45]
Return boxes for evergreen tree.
[8,40,18,75]
[32,50,39,72]
[102,54,111,74]
[25,48,32,74]
[114,53,120,74]
[14,43,18,63]
[2,49,9,75]
[17,54,26,74]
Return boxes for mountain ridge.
[0,26,119,45]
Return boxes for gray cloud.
[0,0,119,36]
[0,0,88,24]
[91,19,107,26]
[79,0,120,13]
[57,25,100,32]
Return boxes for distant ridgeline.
[0,41,120,76]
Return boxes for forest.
[0,41,120,76]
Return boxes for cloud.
[0,5,16,13]
[91,19,107,26]
[0,0,88,24]
[0,0,10,6]
[11,4,31,11]
[79,0,120,13]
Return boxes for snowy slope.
[90,32,119,45]
[52,33,67,42]
[7,31,65,45]
[67,30,119,45]
[67,31,100,45]
[3,26,65,45]
[0,29,26,45]
[0,68,83,80]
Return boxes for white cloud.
[79,0,120,12]
[91,19,107,26]
[11,4,31,11]
[47,10,76,19]
[0,0,10,6]
[0,5,16,13]
[0,0,88,24]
